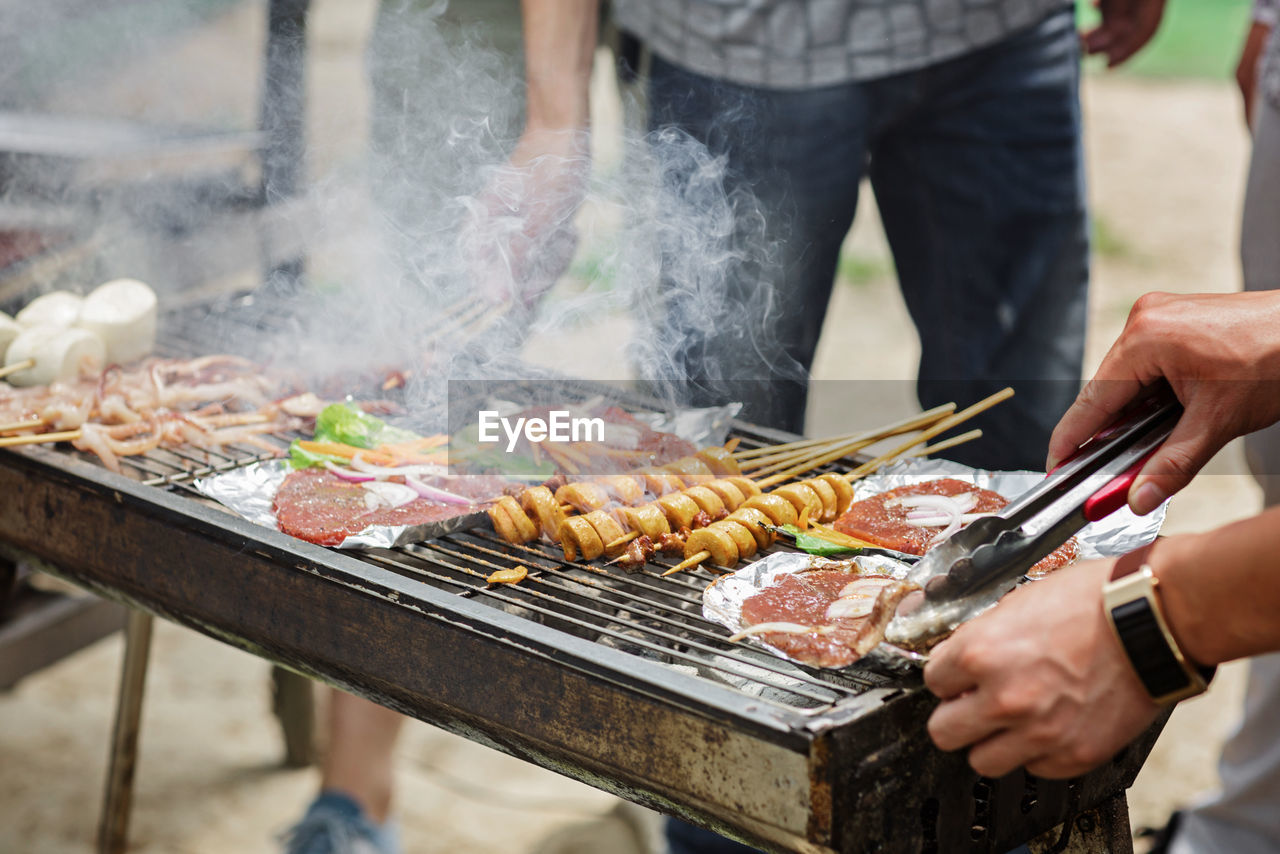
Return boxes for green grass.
[1090,214,1134,260]
[836,251,895,286]
[1078,0,1254,80]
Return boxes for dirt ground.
[0,1,1267,852]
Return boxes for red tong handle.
[1080,448,1157,522]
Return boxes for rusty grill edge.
[0,300,1163,852]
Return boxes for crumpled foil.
[703,551,925,674]
[194,401,743,550]
[703,458,1168,670]
[850,458,1167,563]
[194,460,489,549]
[633,402,742,449]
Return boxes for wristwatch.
[1102,551,1215,705]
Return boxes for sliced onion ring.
[325,462,376,482]
[360,481,418,509]
[348,455,449,479]
[905,512,993,527]
[405,475,474,506]
[885,493,978,513]
[728,622,837,642]
[826,598,875,620]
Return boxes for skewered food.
[556,481,611,514]
[76,278,158,364]
[695,447,739,475]
[0,355,312,469]
[490,496,539,544]
[638,470,685,495]
[0,313,19,361]
[559,515,606,562]
[656,492,702,529]
[741,494,799,527]
[520,486,567,544]
[773,482,824,521]
[15,290,82,328]
[4,325,105,387]
[617,503,671,540]
[685,527,739,567]
[681,485,726,518]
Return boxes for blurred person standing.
[511,3,1101,852]
[282,5,528,854]
[1163,2,1280,852]
[512,0,1093,470]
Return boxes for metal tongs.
[884,384,1183,649]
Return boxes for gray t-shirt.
[1257,0,1280,107]
[613,0,1072,90]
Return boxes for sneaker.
[280,791,400,854]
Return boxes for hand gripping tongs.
[883,386,1183,650]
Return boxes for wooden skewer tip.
[663,550,710,576]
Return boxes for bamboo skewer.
[742,437,879,479]
[662,553,708,576]
[606,531,639,551]
[731,428,881,461]
[0,429,82,448]
[754,393,1005,490]
[668,390,1012,575]
[0,359,35,381]
[906,429,983,459]
[739,404,959,476]
[837,388,1013,484]
[0,418,45,434]
[736,403,956,470]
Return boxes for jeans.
[640,6,1088,472]
[655,8,1084,853]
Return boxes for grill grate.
[115,422,889,713]
[68,299,896,714]
[5,294,1161,852]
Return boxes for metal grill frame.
[0,412,1163,853]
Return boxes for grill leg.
[97,609,154,854]
[259,0,310,295]
[271,665,317,768]
[1027,792,1133,854]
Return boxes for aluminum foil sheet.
[851,458,1167,562]
[194,460,488,550]
[703,552,925,673]
[195,402,742,551]
[703,458,1167,670]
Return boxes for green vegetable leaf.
[780,524,861,558]
[288,440,353,470]
[314,402,418,449]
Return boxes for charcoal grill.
[0,296,1163,854]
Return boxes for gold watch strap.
[1103,552,1212,705]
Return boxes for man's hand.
[1046,291,1280,515]
[461,128,590,308]
[1082,0,1167,68]
[924,560,1160,779]
[460,0,598,309]
[1238,21,1273,129]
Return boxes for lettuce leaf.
[780,524,861,558]
[313,402,418,449]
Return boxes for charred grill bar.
[0,301,1163,853]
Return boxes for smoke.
[2,0,805,433]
